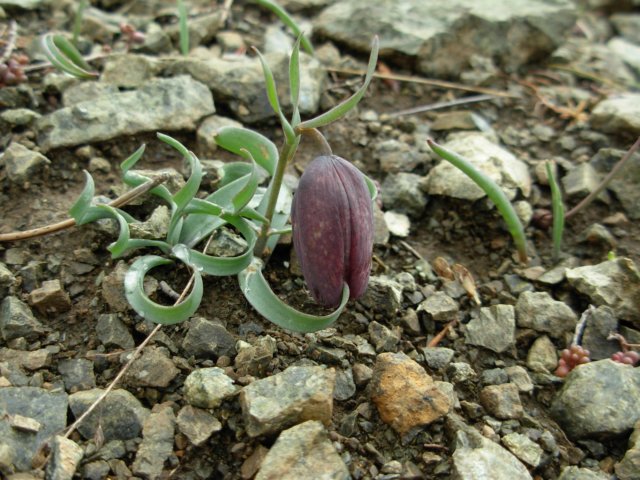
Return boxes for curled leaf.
[238,257,349,333]
[124,255,203,325]
[40,33,98,79]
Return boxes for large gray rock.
[464,305,515,353]
[240,365,335,437]
[591,93,640,135]
[551,360,640,440]
[566,258,640,325]
[68,388,150,441]
[380,172,428,217]
[315,0,575,78]
[255,421,349,480]
[164,52,324,123]
[515,291,577,338]
[447,414,532,480]
[125,346,179,388]
[0,387,69,471]
[36,76,215,151]
[424,133,531,201]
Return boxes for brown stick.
[0,173,170,242]
[427,319,458,348]
[324,66,517,98]
[565,136,640,220]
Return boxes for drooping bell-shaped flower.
[291,155,374,307]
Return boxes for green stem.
[253,138,300,257]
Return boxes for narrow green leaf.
[252,0,314,54]
[289,35,302,127]
[69,170,96,222]
[253,48,296,143]
[238,257,349,333]
[72,0,88,47]
[298,36,378,130]
[177,0,189,56]
[428,140,528,264]
[184,198,225,216]
[363,173,378,202]
[124,255,203,325]
[158,133,203,211]
[546,161,565,262]
[231,149,260,213]
[215,127,278,176]
[41,33,98,79]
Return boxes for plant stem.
[565,136,640,220]
[253,138,300,257]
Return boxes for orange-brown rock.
[370,352,452,435]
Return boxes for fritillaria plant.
[65,36,380,332]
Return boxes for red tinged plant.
[291,155,374,308]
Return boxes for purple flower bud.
[291,155,374,307]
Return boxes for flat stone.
[95,314,134,350]
[235,336,277,377]
[357,276,403,317]
[125,346,179,388]
[0,387,68,471]
[333,368,356,401]
[608,37,640,77]
[383,210,411,237]
[184,367,238,409]
[381,172,428,217]
[611,13,640,44]
[45,436,84,480]
[418,291,459,322]
[370,352,451,435]
[581,306,620,360]
[165,52,323,123]
[240,365,335,437]
[255,421,349,480]
[464,304,515,353]
[0,296,45,341]
[182,317,236,359]
[591,93,640,135]
[616,419,640,480]
[447,362,477,384]
[101,54,161,88]
[527,335,558,373]
[176,405,222,446]
[515,291,578,338]
[58,358,96,393]
[68,388,149,441]
[502,432,544,468]
[561,163,604,199]
[566,258,640,326]
[558,466,611,480]
[504,366,533,394]
[421,347,455,371]
[0,262,16,298]
[36,76,215,151]
[29,279,71,315]
[315,0,575,78]
[424,133,531,201]
[368,321,401,352]
[0,347,51,370]
[448,414,532,480]
[132,403,176,479]
[551,360,640,440]
[0,142,50,183]
[128,206,170,240]
[480,383,523,419]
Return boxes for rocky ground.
[1,0,640,479]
